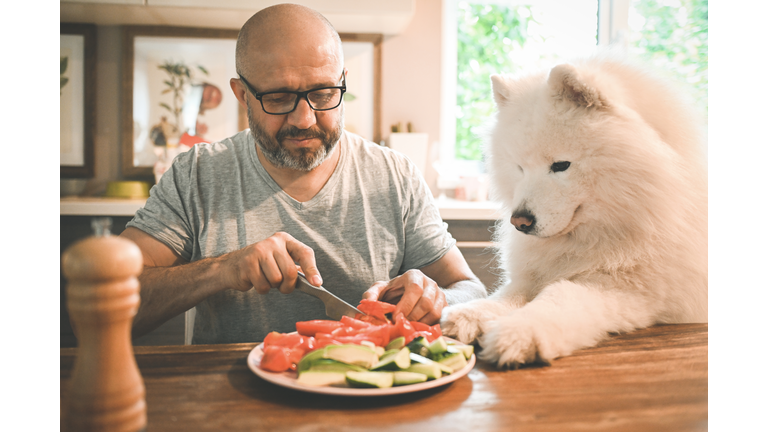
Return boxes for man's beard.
[248,102,344,171]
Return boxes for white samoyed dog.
[441,55,707,367]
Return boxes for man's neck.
[256,143,341,203]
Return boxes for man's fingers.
[285,236,322,286]
[273,252,299,294]
[362,281,389,301]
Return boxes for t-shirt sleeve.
[398,158,456,272]
[125,152,196,262]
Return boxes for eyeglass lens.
[261,88,343,114]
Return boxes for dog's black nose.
[510,211,536,233]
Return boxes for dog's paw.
[478,315,551,368]
[440,302,493,344]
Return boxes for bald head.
[236,4,343,80]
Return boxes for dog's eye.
[551,161,571,172]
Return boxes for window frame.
[439,0,630,175]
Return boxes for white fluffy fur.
[441,54,708,368]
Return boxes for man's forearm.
[132,256,229,338]
[443,277,488,306]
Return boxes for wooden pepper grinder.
[62,218,147,432]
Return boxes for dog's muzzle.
[511,210,536,234]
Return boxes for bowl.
[104,181,151,199]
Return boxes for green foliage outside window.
[455,3,539,161]
[629,0,708,111]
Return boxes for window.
[439,0,708,179]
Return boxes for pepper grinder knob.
[62,233,146,432]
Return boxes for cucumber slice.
[296,349,326,373]
[404,363,442,380]
[385,336,406,351]
[406,336,430,357]
[371,347,411,371]
[450,344,474,360]
[296,371,347,387]
[345,371,394,388]
[393,371,428,386]
[427,336,448,357]
[410,353,453,375]
[323,344,379,369]
[305,358,367,373]
[436,351,468,373]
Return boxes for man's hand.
[222,232,323,294]
[362,270,447,325]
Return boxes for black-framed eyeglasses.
[239,72,346,115]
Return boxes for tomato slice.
[263,331,305,348]
[295,320,345,337]
[393,313,417,344]
[357,299,397,323]
[340,315,372,329]
[260,345,292,372]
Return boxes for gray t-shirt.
[127,130,455,344]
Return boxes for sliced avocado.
[305,358,367,373]
[345,371,394,388]
[393,371,428,386]
[406,336,430,357]
[371,347,411,371]
[323,344,379,369]
[404,362,442,380]
[435,351,468,373]
[427,336,448,357]
[296,349,326,373]
[296,371,347,387]
[410,353,453,375]
[385,336,406,351]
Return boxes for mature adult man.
[121,3,486,344]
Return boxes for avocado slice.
[323,344,379,369]
[296,371,347,387]
[345,371,394,388]
[393,371,428,386]
[371,347,411,371]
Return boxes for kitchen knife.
[294,272,364,320]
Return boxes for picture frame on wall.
[121,26,382,179]
[60,23,96,178]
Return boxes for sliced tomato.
[430,323,442,339]
[340,315,372,329]
[263,331,305,348]
[393,313,418,344]
[286,346,306,371]
[355,313,390,326]
[357,299,397,323]
[260,345,292,372]
[360,324,391,347]
[295,320,345,337]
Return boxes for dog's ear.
[548,64,608,109]
[490,74,513,106]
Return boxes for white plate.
[247,339,476,396]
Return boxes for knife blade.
[294,272,364,320]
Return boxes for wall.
[71,0,444,195]
[380,0,442,192]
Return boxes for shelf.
[60,196,502,220]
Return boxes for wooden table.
[60,324,707,431]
